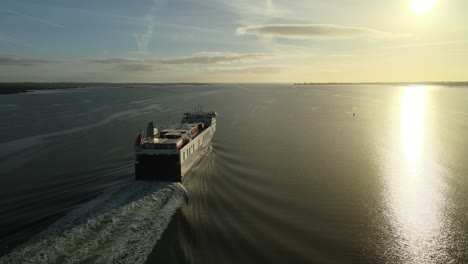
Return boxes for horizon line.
[1,81,467,85]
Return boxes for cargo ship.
[134,108,217,181]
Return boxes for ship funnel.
[146,122,154,142]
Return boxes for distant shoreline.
[293,82,468,86]
[1,82,467,94]
[0,83,80,94]
[0,83,214,94]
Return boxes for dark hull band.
[135,154,182,182]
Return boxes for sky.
[0,0,467,82]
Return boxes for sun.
[411,0,437,14]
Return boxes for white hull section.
[180,120,216,177]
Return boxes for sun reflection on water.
[380,86,450,263]
[401,86,426,176]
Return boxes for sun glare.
[401,86,426,175]
[411,0,437,14]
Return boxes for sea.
[0,84,467,263]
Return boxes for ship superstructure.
[134,108,216,181]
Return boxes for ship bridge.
[182,110,217,127]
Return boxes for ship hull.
[135,120,215,182]
[135,154,181,181]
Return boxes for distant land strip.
[293,82,468,86]
[0,83,214,94]
[0,82,467,94]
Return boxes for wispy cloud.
[155,52,271,64]
[202,64,284,74]
[237,24,406,39]
[86,52,271,71]
[3,8,64,28]
[0,55,63,66]
[87,58,142,64]
[112,63,169,72]
[135,15,155,53]
[0,33,20,44]
[134,0,162,53]
[217,0,287,25]
[385,39,468,49]
[0,33,33,48]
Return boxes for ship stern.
[135,154,182,182]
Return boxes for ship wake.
[0,181,188,264]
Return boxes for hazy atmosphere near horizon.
[1,0,468,83]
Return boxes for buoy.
[353,113,355,117]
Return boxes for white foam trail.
[0,182,188,264]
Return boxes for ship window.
[183,152,185,160]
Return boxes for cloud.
[135,15,155,53]
[385,39,468,49]
[3,8,64,28]
[217,0,285,25]
[112,63,169,72]
[0,33,19,44]
[0,33,34,48]
[134,0,163,53]
[154,52,270,64]
[85,58,167,71]
[0,55,63,66]
[86,58,141,64]
[202,65,284,74]
[236,24,404,39]
[86,52,271,71]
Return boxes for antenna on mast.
[195,104,203,113]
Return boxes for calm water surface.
[1,84,468,263]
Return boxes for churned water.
[1,84,468,263]
[0,182,187,264]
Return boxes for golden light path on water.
[401,86,426,175]
[382,86,450,263]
